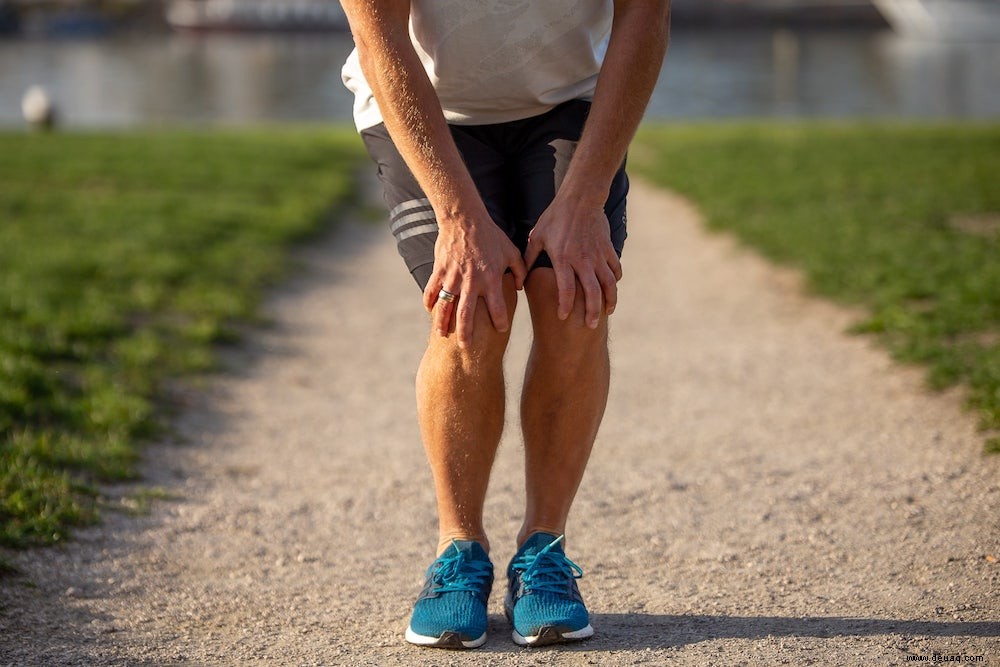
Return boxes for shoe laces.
[511,535,584,595]
[432,541,492,594]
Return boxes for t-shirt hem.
[352,98,595,133]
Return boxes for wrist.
[557,168,613,210]
[554,185,608,212]
[437,206,488,232]
[432,182,492,230]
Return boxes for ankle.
[437,532,490,556]
[516,524,565,548]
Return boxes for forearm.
[559,0,671,207]
[344,2,486,230]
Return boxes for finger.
[554,263,576,321]
[432,277,460,336]
[484,283,510,333]
[523,236,541,277]
[423,270,442,312]
[434,296,453,336]
[424,282,437,313]
[597,262,619,316]
[454,289,477,348]
[579,271,604,329]
[508,252,528,292]
[609,252,623,283]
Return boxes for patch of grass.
[634,123,1000,449]
[0,128,363,546]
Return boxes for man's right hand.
[423,213,527,347]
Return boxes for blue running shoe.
[405,540,493,649]
[504,533,594,646]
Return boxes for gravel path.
[2,179,998,666]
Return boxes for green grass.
[634,123,1000,450]
[1,128,363,547]
[4,123,996,548]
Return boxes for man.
[340,0,670,649]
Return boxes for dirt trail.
[2,179,998,666]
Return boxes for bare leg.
[416,274,518,555]
[518,268,610,547]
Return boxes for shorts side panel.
[360,123,511,290]
[509,100,628,270]
[360,124,437,286]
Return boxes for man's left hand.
[524,196,622,329]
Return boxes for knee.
[535,316,608,364]
[428,297,512,370]
[527,274,610,361]
[531,303,608,369]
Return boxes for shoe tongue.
[449,540,489,561]
[519,532,563,557]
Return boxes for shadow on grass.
[479,613,999,652]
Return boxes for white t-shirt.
[341,0,612,131]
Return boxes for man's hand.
[524,195,622,329]
[424,214,527,345]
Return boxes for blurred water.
[1,28,998,127]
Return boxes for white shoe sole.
[405,626,487,649]
[511,623,594,647]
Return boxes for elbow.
[352,25,411,88]
[354,34,388,92]
[354,33,376,73]
[649,2,671,56]
[656,1,672,47]
[615,1,671,48]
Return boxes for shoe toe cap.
[511,594,589,637]
[410,593,487,640]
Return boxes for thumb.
[523,235,542,276]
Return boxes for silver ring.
[437,289,456,303]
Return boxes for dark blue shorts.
[360,99,628,290]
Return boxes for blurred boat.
[166,0,348,32]
[872,0,1000,39]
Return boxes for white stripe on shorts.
[389,197,432,221]
[390,209,436,235]
[395,223,438,242]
